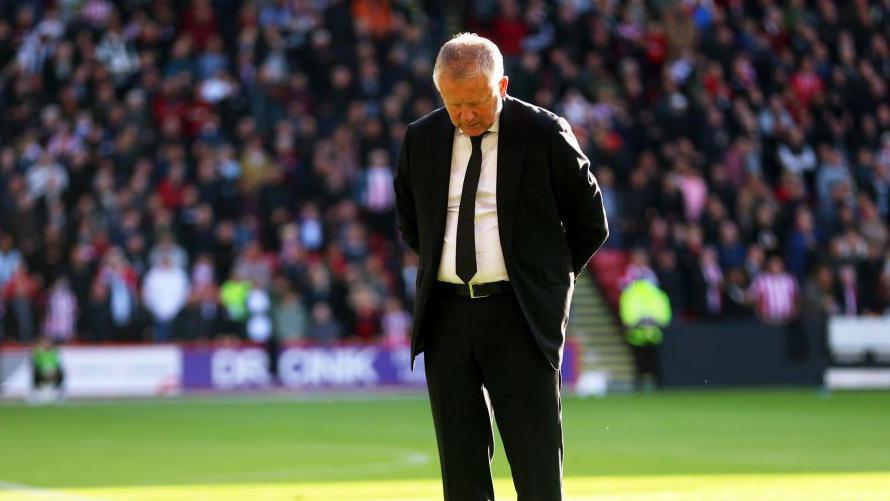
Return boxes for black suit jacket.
[394,96,609,370]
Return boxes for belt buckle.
[468,283,489,299]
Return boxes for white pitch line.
[0,480,108,501]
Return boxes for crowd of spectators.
[600,0,890,328]
[0,0,888,346]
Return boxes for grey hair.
[432,33,504,91]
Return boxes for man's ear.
[499,76,509,98]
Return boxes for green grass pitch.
[1,389,889,500]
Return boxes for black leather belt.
[437,281,512,299]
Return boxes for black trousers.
[423,284,563,501]
[33,369,64,388]
[629,344,659,389]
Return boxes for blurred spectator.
[597,168,621,247]
[878,258,890,314]
[620,279,672,391]
[784,208,820,280]
[834,264,862,316]
[29,336,65,405]
[0,233,22,290]
[653,249,685,315]
[245,282,273,343]
[3,262,39,343]
[308,302,342,343]
[233,240,273,289]
[85,278,114,343]
[381,296,410,346]
[95,19,138,79]
[219,270,251,338]
[816,147,853,218]
[149,232,189,270]
[240,136,273,194]
[141,255,190,342]
[690,247,724,318]
[298,204,325,252]
[26,153,68,201]
[758,95,794,139]
[272,277,307,342]
[723,268,751,318]
[67,245,94,332]
[799,264,837,358]
[620,248,658,288]
[97,247,139,340]
[180,254,220,340]
[349,285,381,341]
[675,163,708,222]
[790,57,824,109]
[858,196,888,249]
[357,149,397,238]
[748,203,781,255]
[41,277,77,343]
[777,128,816,183]
[352,0,393,40]
[303,263,349,321]
[182,0,219,50]
[748,256,799,326]
[832,228,869,263]
[717,221,746,270]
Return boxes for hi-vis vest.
[619,280,672,346]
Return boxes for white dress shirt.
[141,265,190,322]
[437,116,510,284]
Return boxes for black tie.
[456,133,488,284]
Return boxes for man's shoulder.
[407,107,449,135]
[504,96,566,134]
[506,96,558,122]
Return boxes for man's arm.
[394,125,420,254]
[549,117,609,276]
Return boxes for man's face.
[438,72,508,137]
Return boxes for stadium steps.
[569,271,635,392]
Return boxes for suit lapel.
[496,96,527,265]
[428,111,455,269]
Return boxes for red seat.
[587,250,630,309]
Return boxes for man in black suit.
[394,33,608,501]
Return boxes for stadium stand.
[0,0,888,347]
